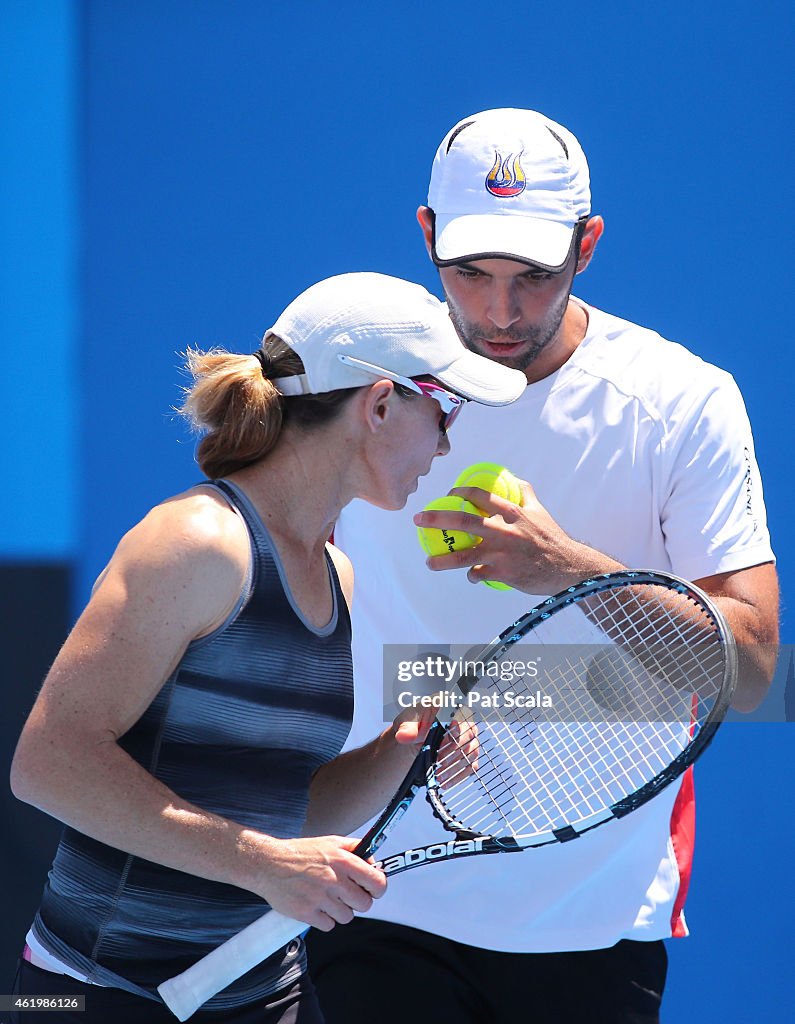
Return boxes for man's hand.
[413,480,623,595]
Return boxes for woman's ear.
[360,379,397,432]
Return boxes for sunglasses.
[337,354,467,434]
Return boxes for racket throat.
[376,836,487,875]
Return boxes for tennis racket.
[158,569,736,1020]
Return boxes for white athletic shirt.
[334,299,774,952]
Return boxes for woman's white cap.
[269,272,526,406]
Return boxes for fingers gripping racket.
[158,570,736,1019]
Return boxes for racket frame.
[370,569,736,875]
[157,569,736,1016]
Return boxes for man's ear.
[417,206,434,257]
[576,216,604,274]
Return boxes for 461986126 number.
[0,995,85,1011]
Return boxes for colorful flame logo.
[485,151,526,197]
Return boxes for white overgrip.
[157,910,306,1021]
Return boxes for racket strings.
[435,642,645,833]
[580,588,723,715]
[429,581,727,840]
[448,706,544,830]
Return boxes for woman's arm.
[303,712,435,839]
[11,491,385,930]
[313,541,478,837]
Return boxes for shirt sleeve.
[658,371,775,581]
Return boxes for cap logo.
[485,151,526,198]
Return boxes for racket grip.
[157,910,305,1021]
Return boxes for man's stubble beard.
[444,284,573,374]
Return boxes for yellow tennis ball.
[452,463,522,590]
[416,496,483,557]
[453,462,523,505]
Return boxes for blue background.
[3,2,792,1018]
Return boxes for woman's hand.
[245,832,387,931]
[391,696,479,783]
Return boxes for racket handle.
[157,911,305,1021]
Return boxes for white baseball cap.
[427,108,591,270]
[268,272,526,406]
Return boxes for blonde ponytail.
[179,335,355,479]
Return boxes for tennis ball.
[416,496,483,557]
[452,463,523,590]
[453,462,523,505]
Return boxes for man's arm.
[414,486,780,711]
[694,563,780,712]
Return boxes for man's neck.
[525,297,589,385]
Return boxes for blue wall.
[4,2,793,1019]
[77,2,794,608]
[1,0,77,558]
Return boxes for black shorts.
[307,918,667,1024]
[6,959,324,1024]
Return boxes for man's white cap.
[268,272,526,406]
[428,108,591,270]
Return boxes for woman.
[10,272,525,1023]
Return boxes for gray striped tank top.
[30,479,354,1009]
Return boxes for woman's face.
[360,386,452,511]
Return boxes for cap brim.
[433,212,576,271]
[433,350,527,407]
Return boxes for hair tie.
[253,349,273,378]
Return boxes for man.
[307,109,779,1023]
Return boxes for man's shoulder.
[573,300,738,417]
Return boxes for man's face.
[438,256,577,375]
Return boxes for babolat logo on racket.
[485,151,526,197]
[377,838,484,874]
